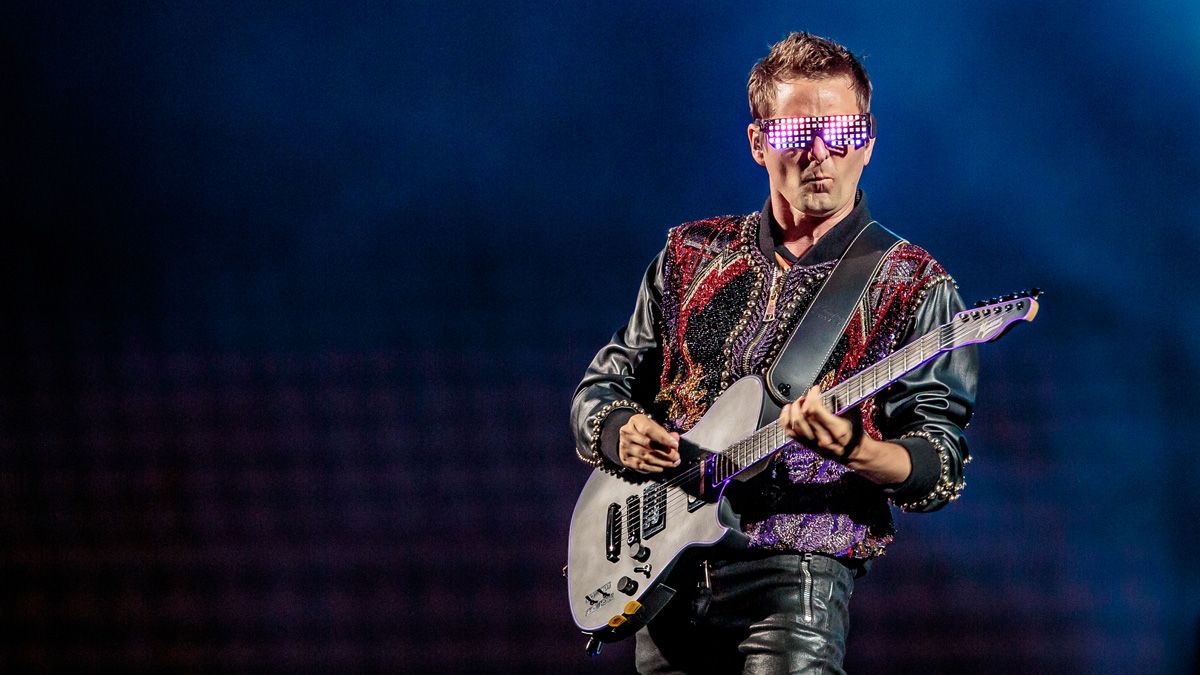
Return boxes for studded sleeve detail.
[576,399,647,468]
[907,273,956,331]
[890,429,966,512]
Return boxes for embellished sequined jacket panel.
[571,195,978,558]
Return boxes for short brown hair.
[747,32,871,119]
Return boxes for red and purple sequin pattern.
[656,216,950,558]
[656,215,755,432]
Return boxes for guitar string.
[637,316,995,521]
[625,331,921,521]
[641,325,946,505]
[648,323,946,497]
[646,324,967,523]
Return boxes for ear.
[862,137,874,166]
[747,123,766,167]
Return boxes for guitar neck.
[820,323,950,416]
[705,291,1037,483]
[718,322,953,474]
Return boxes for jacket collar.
[756,189,872,266]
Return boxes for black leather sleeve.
[874,279,979,512]
[570,251,667,467]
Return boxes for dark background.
[3,2,1197,673]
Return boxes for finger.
[634,418,679,449]
[633,423,680,466]
[620,435,679,469]
[799,386,822,415]
[618,443,638,466]
[788,403,817,442]
[620,428,653,451]
[651,445,681,466]
[790,405,816,442]
[806,393,842,428]
[621,451,663,474]
[619,430,650,461]
[619,442,655,466]
[640,450,679,469]
[646,440,681,466]
[632,457,664,473]
[806,411,837,449]
[628,423,679,458]
[778,402,799,439]
[795,417,816,443]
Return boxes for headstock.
[949,288,1042,348]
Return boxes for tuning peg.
[973,299,987,308]
[1031,287,1043,298]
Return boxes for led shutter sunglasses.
[755,113,876,151]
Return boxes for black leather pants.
[634,552,856,674]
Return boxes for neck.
[770,192,856,258]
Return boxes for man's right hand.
[618,414,681,473]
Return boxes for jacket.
[571,192,978,556]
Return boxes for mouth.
[803,176,832,184]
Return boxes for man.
[571,32,977,673]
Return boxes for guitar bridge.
[641,484,667,539]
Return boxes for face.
[747,75,874,224]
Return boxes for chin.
[797,194,835,214]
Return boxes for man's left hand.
[778,385,857,460]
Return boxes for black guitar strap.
[765,220,903,404]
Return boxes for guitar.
[566,291,1040,654]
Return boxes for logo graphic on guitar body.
[583,582,614,617]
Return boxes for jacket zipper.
[800,553,814,624]
[763,265,785,322]
[740,265,786,374]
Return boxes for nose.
[809,133,831,163]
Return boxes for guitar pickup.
[605,502,622,562]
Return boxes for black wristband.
[839,415,864,463]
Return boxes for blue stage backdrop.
[3,2,1197,673]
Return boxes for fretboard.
[707,322,956,483]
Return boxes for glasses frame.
[755,113,877,151]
